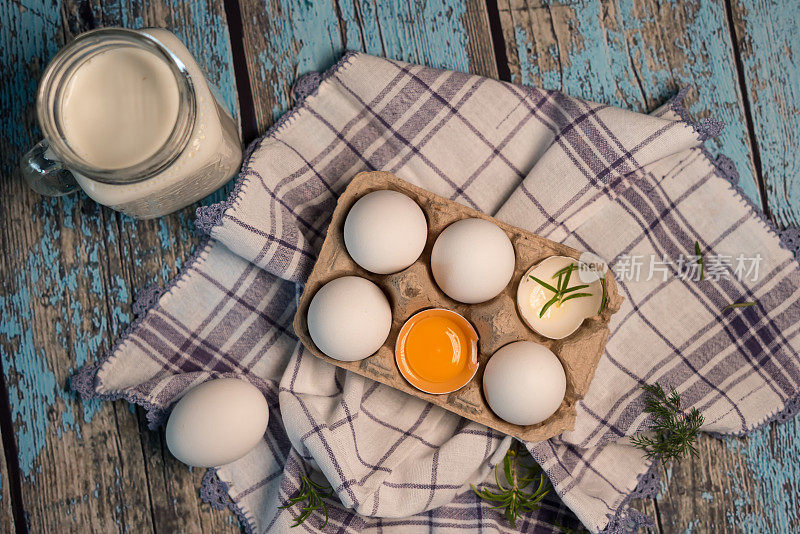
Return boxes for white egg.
[483,341,566,426]
[430,218,515,304]
[344,190,428,274]
[166,378,269,468]
[307,276,392,361]
[517,256,602,340]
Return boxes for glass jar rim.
[36,27,197,184]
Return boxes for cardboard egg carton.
[293,171,622,442]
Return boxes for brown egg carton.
[293,171,622,442]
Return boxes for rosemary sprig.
[530,263,593,318]
[695,241,705,280]
[597,277,607,315]
[279,474,334,528]
[471,442,550,527]
[630,383,704,462]
[724,301,756,311]
[552,263,578,279]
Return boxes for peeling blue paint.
[370,0,470,73]
[165,0,239,121]
[734,0,800,226]
[506,0,760,205]
[724,422,800,532]
[0,281,78,477]
[0,192,129,474]
[512,26,561,89]
[683,519,700,533]
[252,0,342,123]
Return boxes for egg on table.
[166,378,269,467]
[344,189,428,274]
[430,218,515,304]
[517,255,603,340]
[482,341,566,426]
[307,275,392,361]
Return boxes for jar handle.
[20,139,80,196]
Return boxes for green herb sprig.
[690,240,758,311]
[530,264,593,318]
[631,383,704,462]
[471,442,550,527]
[695,241,705,280]
[279,474,334,528]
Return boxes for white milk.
[61,46,180,170]
[70,29,241,218]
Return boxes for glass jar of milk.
[21,28,242,219]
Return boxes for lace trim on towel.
[200,469,257,534]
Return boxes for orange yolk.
[404,315,469,382]
[396,308,479,394]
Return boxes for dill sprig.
[279,474,334,528]
[724,301,756,311]
[530,263,593,318]
[471,442,550,527]
[630,383,704,462]
[695,241,705,280]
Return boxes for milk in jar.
[23,28,242,219]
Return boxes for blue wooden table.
[1,0,798,532]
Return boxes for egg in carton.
[293,171,622,442]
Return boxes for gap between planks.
[0,368,26,533]
[722,0,770,218]
[223,0,259,143]
[485,0,512,81]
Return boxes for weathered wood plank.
[0,426,17,533]
[239,0,498,135]
[652,429,800,533]
[0,0,241,531]
[654,435,753,533]
[729,0,800,227]
[496,0,796,531]
[723,422,800,532]
[497,0,762,207]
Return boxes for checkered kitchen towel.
[73,52,800,533]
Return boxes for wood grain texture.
[729,0,800,227]
[238,0,498,134]
[0,426,16,533]
[0,0,240,531]
[652,431,800,533]
[497,0,762,207]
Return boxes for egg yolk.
[395,308,479,395]
[404,315,469,382]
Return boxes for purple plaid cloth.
[74,53,800,533]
